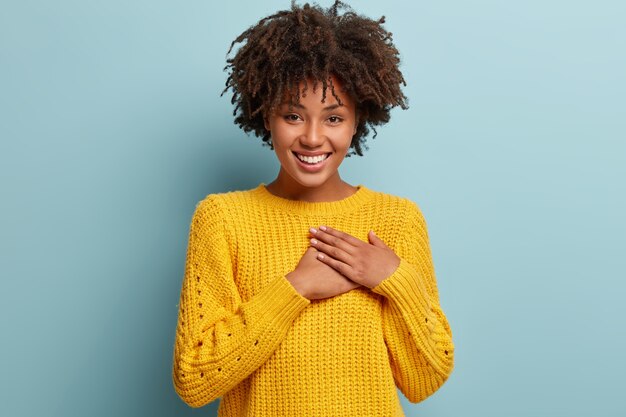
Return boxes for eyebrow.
[283,103,343,111]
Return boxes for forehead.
[279,75,354,107]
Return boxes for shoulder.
[364,185,426,222]
[194,185,260,222]
[194,193,224,219]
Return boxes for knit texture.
[172,183,454,416]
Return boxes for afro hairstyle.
[221,0,408,157]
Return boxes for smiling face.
[264,75,358,194]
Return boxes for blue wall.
[1,1,624,416]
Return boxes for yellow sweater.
[172,183,454,416]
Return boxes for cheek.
[336,128,355,150]
[274,149,292,169]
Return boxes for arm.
[172,196,311,408]
[370,201,454,403]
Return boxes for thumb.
[368,230,385,247]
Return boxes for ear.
[263,116,270,132]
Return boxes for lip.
[292,150,331,156]
[292,151,332,173]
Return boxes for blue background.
[1,0,624,416]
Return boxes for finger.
[311,225,361,254]
[316,251,355,281]
[368,230,387,248]
[319,225,363,246]
[309,236,354,265]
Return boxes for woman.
[172,1,454,415]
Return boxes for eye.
[328,116,343,124]
[283,114,301,122]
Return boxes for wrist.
[285,271,310,299]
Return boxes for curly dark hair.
[221,0,408,157]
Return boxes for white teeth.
[295,153,329,164]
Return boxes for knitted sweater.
[172,183,454,416]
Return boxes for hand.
[308,225,401,289]
[286,247,363,301]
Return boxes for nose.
[300,120,325,148]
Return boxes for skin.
[263,75,401,300]
[263,75,358,202]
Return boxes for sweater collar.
[253,182,375,215]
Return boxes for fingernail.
[319,225,327,231]
[310,227,317,234]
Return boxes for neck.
[266,169,357,203]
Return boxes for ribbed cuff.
[371,258,433,315]
[246,274,311,330]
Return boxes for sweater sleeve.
[172,195,311,408]
[370,201,454,403]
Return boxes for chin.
[292,176,326,188]
[289,172,333,189]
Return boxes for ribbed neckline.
[253,182,375,215]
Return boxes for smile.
[292,152,331,164]
[292,151,332,172]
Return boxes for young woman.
[172,1,454,415]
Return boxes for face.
[264,75,358,190]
